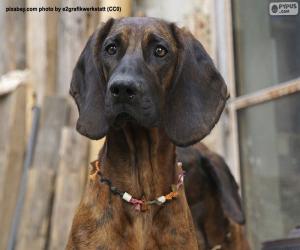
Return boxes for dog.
[67,17,228,249]
[177,143,250,250]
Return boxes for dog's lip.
[105,103,159,128]
[112,112,137,127]
[115,112,135,121]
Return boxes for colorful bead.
[122,192,132,202]
[156,196,166,204]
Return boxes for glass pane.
[238,92,300,249]
[232,0,300,96]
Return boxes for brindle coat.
[67,17,228,250]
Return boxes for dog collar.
[89,160,185,212]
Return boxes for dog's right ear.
[70,19,114,140]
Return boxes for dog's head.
[70,17,228,146]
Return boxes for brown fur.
[68,17,228,249]
[178,143,250,250]
[67,127,198,249]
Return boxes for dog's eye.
[154,45,168,57]
[105,44,117,55]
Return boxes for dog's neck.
[100,124,177,200]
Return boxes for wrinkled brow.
[143,30,177,50]
[106,25,131,41]
[144,32,167,43]
[104,32,128,44]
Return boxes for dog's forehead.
[108,17,174,43]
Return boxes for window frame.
[214,0,300,187]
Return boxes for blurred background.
[0,0,299,249]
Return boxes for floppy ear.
[69,19,114,140]
[164,24,228,146]
[201,154,245,224]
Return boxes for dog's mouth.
[105,101,160,129]
[113,112,137,127]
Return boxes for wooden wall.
[0,0,26,75]
[0,83,28,250]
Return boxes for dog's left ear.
[70,19,114,140]
[201,155,245,224]
[164,24,228,146]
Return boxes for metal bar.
[6,106,40,250]
[229,78,300,110]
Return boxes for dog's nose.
[109,81,138,102]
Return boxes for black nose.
[109,81,138,102]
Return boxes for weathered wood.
[26,0,47,105]
[26,0,59,104]
[56,0,99,95]
[100,0,132,22]
[7,106,40,250]
[15,96,70,250]
[229,77,300,110]
[0,84,28,250]
[46,0,60,100]
[213,0,241,184]
[49,127,89,250]
[56,0,100,126]
[0,0,26,75]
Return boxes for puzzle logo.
[269,2,299,15]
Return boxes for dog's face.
[102,18,178,128]
[70,17,228,146]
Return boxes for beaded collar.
[89,160,185,212]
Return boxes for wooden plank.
[45,0,60,99]
[0,0,26,75]
[212,0,241,185]
[100,0,132,22]
[49,127,89,250]
[15,96,70,250]
[0,84,28,250]
[86,0,102,37]
[56,0,99,96]
[26,0,59,104]
[56,0,100,126]
[26,0,47,104]
[229,77,300,110]
[6,106,40,250]
[223,0,241,186]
